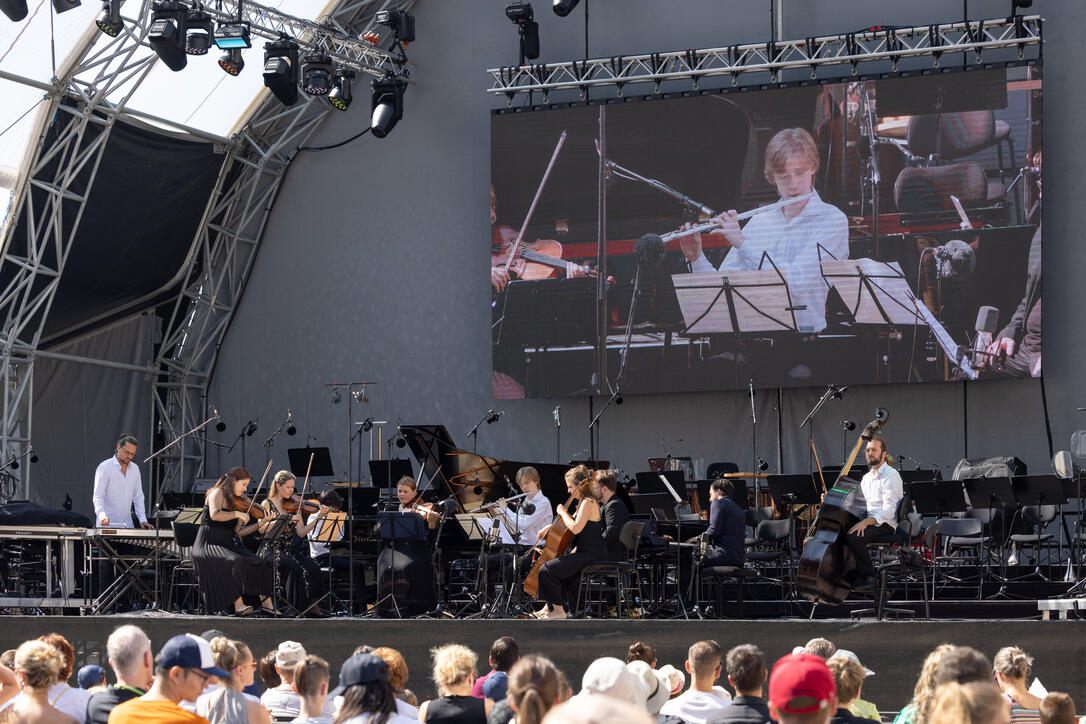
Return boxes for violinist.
[397,476,439,528]
[190,467,275,616]
[260,470,327,616]
[530,469,607,620]
[306,489,365,613]
[378,476,436,614]
[840,437,902,589]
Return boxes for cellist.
[529,469,608,620]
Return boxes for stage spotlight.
[218,48,244,75]
[370,76,405,138]
[148,1,188,72]
[185,8,213,55]
[552,0,580,17]
[330,388,341,404]
[375,8,414,43]
[0,0,29,22]
[52,0,80,13]
[214,21,251,49]
[303,53,333,96]
[395,434,407,448]
[505,2,539,63]
[215,418,227,432]
[329,67,355,111]
[95,0,122,36]
[263,36,299,106]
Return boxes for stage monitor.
[491,65,1042,398]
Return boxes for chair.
[744,507,774,546]
[576,521,645,618]
[706,462,739,479]
[167,520,202,613]
[1009,504,1058,577]
[932,516,985,599]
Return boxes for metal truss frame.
[0,0,412,499]
[486,15,1042,101]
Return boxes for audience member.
[660,641,731,724]
[419,644,487,724]
[484,673,509,705]
[826,658,878,724]
[107,633,226,724]
[371,647,419,718]
[292,655,332,724]
[262,641,309,719]
[77,666,106,692]
[626,661,670,721]
[827,651,879,721]
[893,644,954,724]
[928,681,1009,724]
[330,653,416,724]
[543,693,652,724]
[992,647,1041,723]
[804,640,838,661]
[260,650,281,691]
[473,638,519,699]
[197,637,270,724]
[933,647,992,688]
[0,662,17,708]
[707,645,770,724]
[767,653,837,724]
[1,640,77,724]
[1038,693,1076,724]
[17,633,91,724]
[658,666,685,700]
[86,625,154,724]
[626,643,657,668]
[0,653,14,672]
[507,655,561,724]
[578,657,646,707]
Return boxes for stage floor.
[1,615,1081,711]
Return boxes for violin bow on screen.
[501,130,567,278]
[245,459,275,517]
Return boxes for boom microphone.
[934,239,976,279]
[634,233,666,268]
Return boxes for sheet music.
[821,259,922,326]
[671,269,799,334]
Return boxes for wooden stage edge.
[1,616,1081,711]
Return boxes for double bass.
[522,477,593,598]
[795,407,889,605]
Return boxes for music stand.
[635,470,686,497]
[369,459,414,491]
[378,512,427,542]
[334,486,380,516]
[1011,475,1067,507]
[900,469,942,485]
[629,493,675,518]
[908,480,968,518]
[766,474,820,508]
[313,513,346,544]
[288,447,335,478]
[671,267,801,335]
[820,259,920,327]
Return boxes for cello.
[795,407,889,605]
[523,477,594,598]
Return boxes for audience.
[826,657,878,724]
[473,638,519,700]
[26,633,92,724]
[707,645,770,724]
[77,666,106,692]
[767,653,837,724]
[627,643,658,668]
[0,662,17,708]
[544,694,652,724]
[419,644,487,724]
[934,647,992,687]
[86,625,154,724]
[627,661,670,721]
[992,646,1042,723]
[259,650,281,690]
[507,655,561,724]
[1039,693,1076,724]
[293,655,333,724]
[330,653,416,724]
[372,647,420,718]
[107,633,226,724]
[827,651,879,721]
[1,640,77,724]
[659,641,731,724]
[928,681,1009,724]
[803,639,838,661]
[262,641,309,719]
[893,643,955,724]
[197,637,270,724]
[578,657,646,707]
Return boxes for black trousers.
[843,518,897,579]
[537,549,606,607]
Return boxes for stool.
[698,566,757,619]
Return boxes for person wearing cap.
[87,626,154,724]
[262,642,329,720]
[78,666,107,693]
[626,661,671,722]
[660,641,732,724]
[825,658,879,724]
[106,633,229,724]
[707,645,771,724]
[657,665,685,701]
[331,653,417,724]
[578,657,648,708]
[767,653,837,724]
[827,651,879,722]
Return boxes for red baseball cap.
[769,653,837,715]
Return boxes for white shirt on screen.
[691,190,849,333]
[92,454,146,527]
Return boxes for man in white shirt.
[487,466,553,594]
[680,128,849,335]
[660,640,733,724]
[306,489,365,613]
[842,437,904,588]
[92,434,151,530]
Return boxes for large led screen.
[491,66,1042,399]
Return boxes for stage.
[2,615,1081,711]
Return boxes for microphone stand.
[586,387,622,465]
[798,385,843,474]
[467,411,498,455]
[748,379,759,512]
[146,415,220,521]
[553,406,561,464]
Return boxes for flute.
[467,491,531,513]
[659,191,816,243]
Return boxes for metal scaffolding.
[486,15,1042,101]
[0,0,412,499]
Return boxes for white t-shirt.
[332,696,418,720]
[339,713,418,724]
[659,688,732,724]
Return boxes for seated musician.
[534,464,592,542]
[531,470,608,620]
[486,466,554,591]
[260,471,327,616]
[397,476,439,528]
[597,470,630,561]
[679,127,849,335]
[841,437,903,589]
[377,476,436,615]
[702,479,746,568]
[306,489,365,614]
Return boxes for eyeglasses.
[186,669,212,683]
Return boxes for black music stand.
[378,512,427,541]
[900,469,942,485]
[287,447,335,478]
[766,474,820,508]
[908,480,968,518]
[369,459,414,491]
[256,513,296,615]
[338,487,380,516]
[630,493,674,518]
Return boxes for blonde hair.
[14,640,64,690]
[565,465,591,487]
[508,655,560,724]
[294,655,330,698]
[827,657,865,705]
[993,646,1033,682]
[431,644,476,694]
[912,644,956,724]
[929,682,1008,724]
[372,647,409,693]
[271,470,296,497]
[397,476,417,492]
[763,128,820,183]
[209,637,247,688]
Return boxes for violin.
[233,494,266,520]
[282,495,319,515]
[492,225,596,282]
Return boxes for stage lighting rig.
[375,8,414,43]
[214,21,251,49]
[505,2,539,64]
[0,0,29,22]
[95,0,122,36]
[329,67,355,111]
[218,47,244,75]
[52,0,80,14]
[552,0,580,16]
[303,53,334,96]
[148,0,188,72]
[263,35,299,106]
[185,7,213,55]
[370,75,405,138]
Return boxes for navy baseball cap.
[330,654,389,696]
[159,634,230,678]
[77,664,106,689]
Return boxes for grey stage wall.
[27,2,1084,512]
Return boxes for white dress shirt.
[495,490,553,545]
[92,455,146,527]
[858,463,904,529]
[691,190,849,333]
[307,511,345,559]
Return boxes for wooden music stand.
[671,267,800,335]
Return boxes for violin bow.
[295,452,315,512]
[245,459,275,516]
[502,130,567,277]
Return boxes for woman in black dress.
[191,467,275,616]
[259,470,326,616]
[532,470,606,620]
[375,476,437,615]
